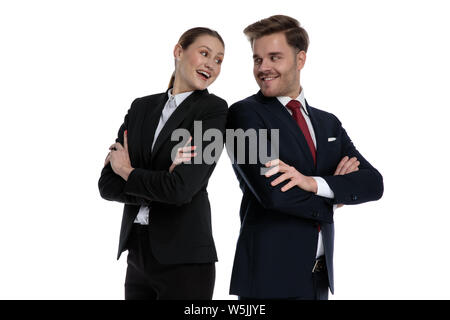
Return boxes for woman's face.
[173,35,224,93]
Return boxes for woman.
[98,27,227,300]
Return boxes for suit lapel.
[305,100,324,173]
[150,89,207,162]
[256,91,315,169]
[141,92,167,166]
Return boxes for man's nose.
[258,59,271,73]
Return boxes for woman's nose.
[205,60,213,70]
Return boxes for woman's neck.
[172,78,193,95]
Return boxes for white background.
[1,0,449,300]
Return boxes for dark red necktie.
[286,100,320,232]
[285,100,316,166]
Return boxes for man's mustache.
[257,72,279,78]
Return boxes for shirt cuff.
[312,176,335,199]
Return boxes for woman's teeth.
[197,70,211,79]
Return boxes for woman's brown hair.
[168,27,225,89]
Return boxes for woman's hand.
[104,152,111,167]
[108,130,134,181]
[169,137,197,173]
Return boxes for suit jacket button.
[351,195,358,201]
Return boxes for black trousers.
[124,224,215,300]
[312,268,329,300]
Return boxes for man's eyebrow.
[253,52,283,59]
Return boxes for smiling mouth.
[197,70,211,81]
[260,75,279,82]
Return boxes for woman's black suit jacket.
[98,89,228,264]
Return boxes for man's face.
[252,32,305,98]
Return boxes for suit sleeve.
[321,117,384,205]
[122,98,228,206]
[98,98,151,205]
[227,103,334,224]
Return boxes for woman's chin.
[194,83,209,91]
[194,77,215,90]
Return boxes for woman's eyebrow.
[198,45,224,56]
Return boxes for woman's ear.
[173,43,183,61]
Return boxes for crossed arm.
[227,104,383,223]
[98,101,228,206]
[264,156,360,208]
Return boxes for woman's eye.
[201,51,208,57]
[215,59,223,64]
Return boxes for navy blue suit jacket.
[227,91,383,298]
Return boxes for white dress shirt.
[134,89,193,225]
[276,89,336,258]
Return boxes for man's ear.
[173,44,183,61]
[297,50,306,71]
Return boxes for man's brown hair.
[243,15,309,53]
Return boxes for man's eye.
[201,51,208,57]
[215,59,223,64]
[271,56,280,61]
[254,58,262,64]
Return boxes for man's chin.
[260,87,279,97]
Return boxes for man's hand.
[264,159,318,193]
[334,156,359,176]
[334,156,359,208]
[108,130,134,181]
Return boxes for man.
[226,15,384,300]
